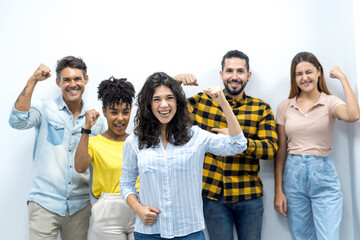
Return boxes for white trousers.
[92,192,136,240]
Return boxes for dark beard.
[224,81,247,96]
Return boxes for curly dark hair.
[97,76,135,109]
[134,72,193,149]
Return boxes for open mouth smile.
[228,80,242,88]
[159,110,171,117]
[114,123,126,130]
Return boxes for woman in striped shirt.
[120,72,247,240]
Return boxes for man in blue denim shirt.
[9,56,105,240]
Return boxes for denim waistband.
[287,153,332,163]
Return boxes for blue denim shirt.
[9,96,105,216]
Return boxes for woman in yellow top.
[75,77,138,240]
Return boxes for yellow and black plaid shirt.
[187,91,278,203]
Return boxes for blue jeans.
[203,195,263,240]
[283,154,343,240]
[134,231,205,240]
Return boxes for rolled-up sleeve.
[120,134,139,201]
[198,126,247,156]
[9,104,42,129]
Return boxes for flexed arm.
[74,110,100,173]
[15,64,51,111]
[204,86,242,136]
[173,73,199,86]
[331,66,360,122]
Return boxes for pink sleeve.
[276,99,289,126]
[329,95,345,117]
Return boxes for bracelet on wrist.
[81,128,91,134]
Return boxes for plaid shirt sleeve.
[244,101,278,160]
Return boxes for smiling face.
[295,61,321,94]
[151,85,177,129]
[103,102,131,139]
[56,67,88,105]
[220,57,251,99]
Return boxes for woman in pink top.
[274,52,360,240]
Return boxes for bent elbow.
[75,165,87,173]
[353,115,360,122]
[348,114,360,122]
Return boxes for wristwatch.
[81,128,92,134]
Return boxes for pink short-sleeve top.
[276,92,345,156]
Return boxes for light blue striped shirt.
[120,125,247,238]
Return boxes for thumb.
[211,128,221,133]
[149,206,161,214]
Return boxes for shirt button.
[69,166,72,168]
[72,133,75,135]
[69,182,71,185]
[69,150,71,152]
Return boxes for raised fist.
[84,109,100,129]
[173,73,199,86]
[204,86,226,105]
[32,64,51,82]
[329,66,346,81]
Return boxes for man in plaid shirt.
[174,50,278,240]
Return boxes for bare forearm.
[220,101,242,136]
[274,124,287,193]
[15,77,38,111]
[126,194,143,214]
[74,134,91,173]
[274,147,287,193]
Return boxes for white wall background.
[0,0,359,239]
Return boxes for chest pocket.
[172,148,198,171]
[47,120,65,146]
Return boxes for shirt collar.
[224,90,247,107]
[55,96,86,116]
[290,92,327,108]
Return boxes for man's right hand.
[173,73,199,86]
[31,64,51,82]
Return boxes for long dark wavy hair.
[134,72,193,149]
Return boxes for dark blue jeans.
[134,230,205,240]
[203,196,263,240]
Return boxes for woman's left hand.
[330,66,346,81]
